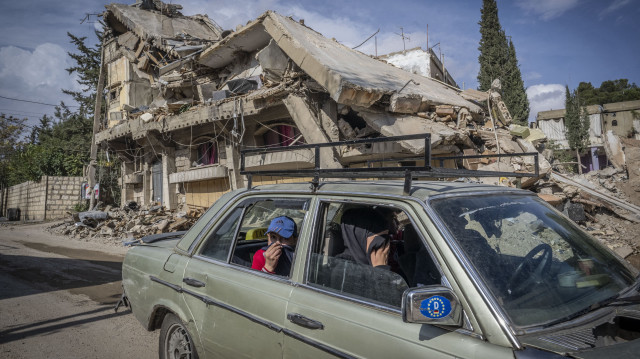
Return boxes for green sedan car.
[121,180,640,359]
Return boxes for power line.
[0,108,52,116]
[0,95,79,108]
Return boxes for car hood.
[519,305,640,359]
[568,339,640,359]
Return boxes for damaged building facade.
[536,100,640,172]
[96,1,542,210]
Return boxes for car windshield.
[431,194,638,328]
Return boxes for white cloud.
[527,84,565,122]
[0,43,80,125]
[181,0,281,30]
[182,0,375,46]
[599,0,631,19]
[516,0,579,20]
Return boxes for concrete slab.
[261,12,481,112]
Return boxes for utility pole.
[426,24,429,51]
[375,36,377,57]
[395,27,410,52]
[89,44,106,210]
[442,53,446,84]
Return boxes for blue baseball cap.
[266,216,297,239]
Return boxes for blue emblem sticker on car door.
[420,296,451,319]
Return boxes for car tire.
[159,313,199,359]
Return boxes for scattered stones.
[49,203,203,243]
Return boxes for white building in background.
[536,100,640,172]
[379,47,458,88]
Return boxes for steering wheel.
[507,243,552,297]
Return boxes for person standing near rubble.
[251,216,298,276]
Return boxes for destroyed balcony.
[337,142,406,164]
[169,165,228,184]
[244,148,315,171]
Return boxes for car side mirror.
[402,285,463,327]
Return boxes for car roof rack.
[240,133,539,194]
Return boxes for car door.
[181,195,312,358]
[282,197,513,359]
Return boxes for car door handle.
[183,277,205,288]
[287,313,324,330]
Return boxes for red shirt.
[251,249,272,273]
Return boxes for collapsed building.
[95,1,547,211]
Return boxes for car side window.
[199,197,309,278]
[307,202,441,308]
[230,198,309,276]
[199,207,244,261]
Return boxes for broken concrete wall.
[282,94,342,169]
[256,39,289,83]
[354,108,474,155]
[604,130,626,170]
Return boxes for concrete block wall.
[175,147,191,172]
[3,180,46,220]
[44,176,84,219]
[1,176,83,221]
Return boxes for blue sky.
[1,0,638,128]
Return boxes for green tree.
[3,28,120,204]
[64,31,103,117]
[564,86,590,173]
[503,40,529,125]
[477,0,508,91]
[28,114,53,144]
[0,114,27,187]
[576,79,640,105]
[477,0,530,124]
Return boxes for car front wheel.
[159,313,199,359]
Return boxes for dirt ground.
[0,222,156,359]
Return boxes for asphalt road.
[0,222,157,359]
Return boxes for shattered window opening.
[191,137,219,167]
[256,122,306,147]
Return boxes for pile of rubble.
[48,202,204,245]
[533,163,640,267]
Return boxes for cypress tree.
[477,0,508,91]
[503,40,530,125]
[565,85,590,173]
[565,86,589,153]
[478,0,530,124]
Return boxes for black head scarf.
[340,208,388,265]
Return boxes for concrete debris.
[550,171,640,222]
[48,202,203,241]
[532,166,640,264]
[537,193,563,206]
[509,124,530,138]
[525,128,546,145]
[563,202,586,222]
[603,130,626,170]
[256,39,290,83]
